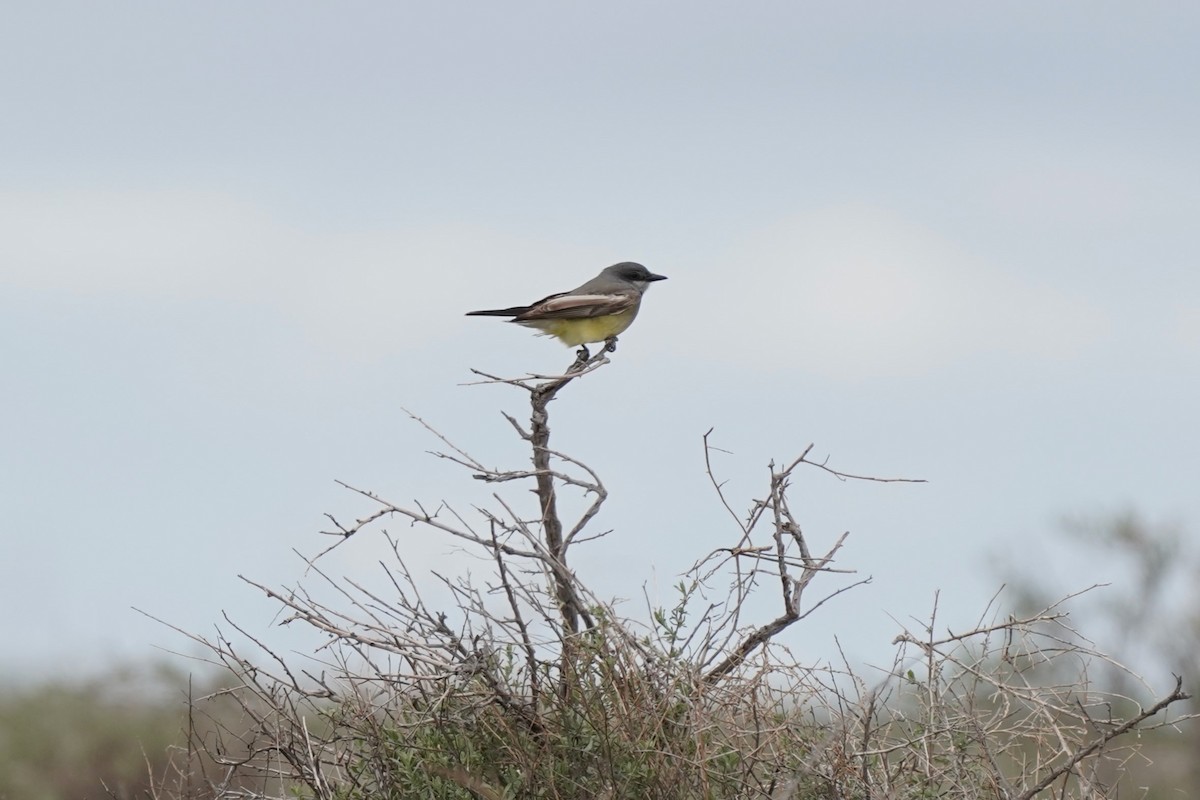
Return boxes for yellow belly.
[517,308,639,346]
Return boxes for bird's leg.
[604,335,619,353]
[570,344,590,371]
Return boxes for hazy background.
[2,2,1197,679]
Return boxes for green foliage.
[326,618,810,800]
[0,665,186,800]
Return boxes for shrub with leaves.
[149,352,1193,799]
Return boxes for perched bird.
[466,262,667,356]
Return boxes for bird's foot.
[569,345,590,371]
[604,336,619,353]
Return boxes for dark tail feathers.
[465,306,531,317]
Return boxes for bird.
[466,262,667,358]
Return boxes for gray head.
[602,262,668,287]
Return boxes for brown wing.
[512,292,638,321]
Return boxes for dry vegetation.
[130,351,1193,800]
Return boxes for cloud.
[0,189,598,358]
[673,205,1108,380]
[0,191,1112,376]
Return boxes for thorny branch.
[458,348,612,633]
[310,350,611,636]
[1014,676,1190,800]
[697,438,898,683]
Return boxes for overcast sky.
[2,2,1198,681]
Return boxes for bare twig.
[1013,676,1191,800]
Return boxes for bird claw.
[569,345,590,372]
[567,338,616,373]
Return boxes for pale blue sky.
[2,2,1198,678]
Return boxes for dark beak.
[647,273,668,282]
